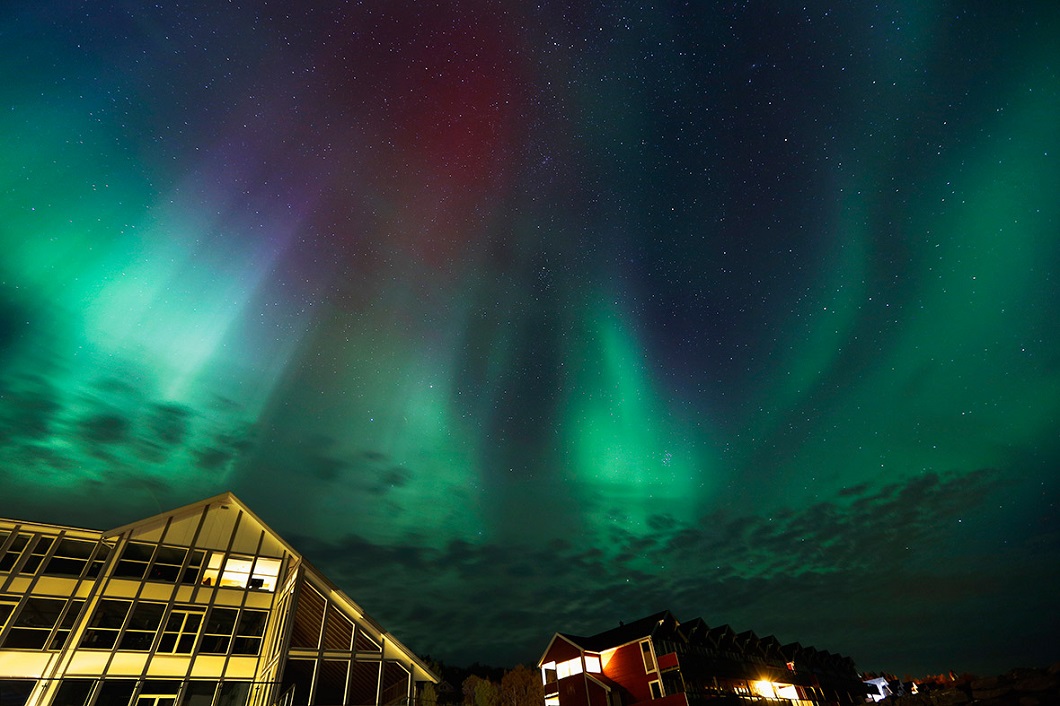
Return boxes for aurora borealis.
[2,0,1058,677]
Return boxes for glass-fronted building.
[0,492,436,706]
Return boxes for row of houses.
[537,611,871,706]
[2,493,870,706]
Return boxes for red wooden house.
[537,611,869,706]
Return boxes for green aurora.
[1,0,1058,675]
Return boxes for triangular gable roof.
[679,617,709,643]
[561,610,675,652]
[538,633,585,667]
[105,491,438,683]
[104,491,301,555]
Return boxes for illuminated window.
[641,641,656,673]
[774,684,799,700]
[556,658,583,679]
[584,655,601,673]
[157,609,204,654]
[201,553,280,591]
[751,681,775,699]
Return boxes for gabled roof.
[106,491,438,684]
[104,490,290,544]
[678,617,710,642]
[560,611,675,652]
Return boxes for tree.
[420,682,439,706]
[475,679,500,706]
[500,665,544,706]
[463,675,500,706]
[462,676,500,706]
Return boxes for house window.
[53,679,96,706]
[149,546,206,583]
[200,608,238,654]
[22,536,55,574]
[584,655,602,673]
[42,538,98,578]
[119,603,167,651]
[201,553,280,591]
[158,609,204,654]
[49,599,86,650]
[95,681,137,706]
[2,597,66,649]
[0,599,17,631]
[232,609,268,655]
[649,681,663,700]
[216,682,250,706]
[81,600,132,650]
[0,534,31,572]
[136,681,180,706]
[0,680,34,706]
[113,542,154,579]
[641,641,656,673]
[181,682,218,706]
[88,545,111,578]
[556,658,583,679]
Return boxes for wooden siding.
[543,636,582,664]
[587,679,610,706]
[558,674,591,706]
[603,643,653,704]
[657,652,679,671]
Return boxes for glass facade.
[0,494,435,706]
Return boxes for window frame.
[2,596,68,650]
[157,608,205,654]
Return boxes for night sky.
[2,0,1058,678]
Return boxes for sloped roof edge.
[103,491,438,683]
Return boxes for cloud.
[282,467,1043,674]
[78,412,131,445]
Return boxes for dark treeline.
[420,659,543,706]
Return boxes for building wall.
[601,642,655,705]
